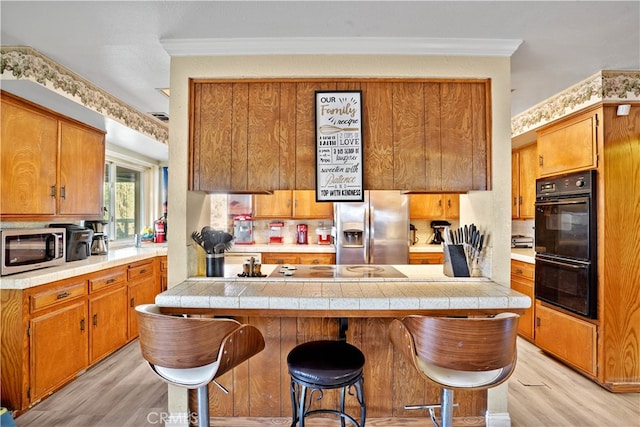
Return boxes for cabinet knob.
[50,185,56,198]
[93,313,98,327]
[60,186,66,199]
[538,155,544,166]
[80,318,86,332]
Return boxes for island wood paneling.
[189,317,487,420]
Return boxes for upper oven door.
[534,196,592,260]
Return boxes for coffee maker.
[430,220,451,245]
[85,220,109,255]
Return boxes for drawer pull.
[80,318,85,331]
[106,278,116,284]
[140,269,147,274]
[57,292,70,300]
[93,314,98,327]
[515,268,523,274]
[130,298,135,308]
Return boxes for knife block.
[443,244,470,277]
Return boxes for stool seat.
[288,340,364,387]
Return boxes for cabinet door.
[511,260,535,341]
[253,190,293,218]
[511,151,520,219]
[443,195,460,219]
[89,286,128,364]
[1,97,58,216]
[537,109,599,177]
[409,194,444,219]
[30,300,88,401]
[518,144,538,218]
[262,253,299,265]
[58,121,105,217]
[293,190,333,219]
[128,276,158,339]
[535,301,597,375]
[247,83,281,191]
[393,82,426,190]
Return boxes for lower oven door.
[535,255,596,319]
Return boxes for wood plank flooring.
[13,338,640,427]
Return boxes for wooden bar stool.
[389,313,519,427]
[287,340,366,427]
[135,304,265,427]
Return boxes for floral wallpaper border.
[0,46,168,145]
[512,70,640,137]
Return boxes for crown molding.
[0,46,168,145]
[161,36,522,57]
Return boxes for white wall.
[167,55,512,286]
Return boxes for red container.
[154,218,165,243]
[296,224,308,245]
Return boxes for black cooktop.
[269,264,407,279]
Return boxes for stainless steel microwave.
[1,228,66,276]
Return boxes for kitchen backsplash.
[512,219,534,239]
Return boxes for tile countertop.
[156,264,531,313]
[1,244,168,290]
[228,243,444,253]
[511,248,535,264]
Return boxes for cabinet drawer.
[262,253,299,265]
[511,259,534,280]
[89,268,127,293]
[128,260,155,281]
[409,253,444,264]
[298,253,335,265]
[30,281,87,313]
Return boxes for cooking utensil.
[318,125,359,135]
[191,231,205,249]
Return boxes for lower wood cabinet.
[409,252,444,264]
[262,252,335,265]
[510,260,535,341]
[0,256,164,413]
[535,300,597,376]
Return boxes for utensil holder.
[443,244,470,277]
[206,253,224,277]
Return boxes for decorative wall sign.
[315,91,364,202]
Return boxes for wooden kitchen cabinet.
[262,252,335,265]
[537,107,600,177]
[190,79,490,193]
[253,190,333,219]
[535,300,597,376]
[159,256,168,292]
[87,267,128,364]
[409,252,444,264]
[409,194,459,220]
[510,260,535,341]
[511,144,538,219]
[127,259,158,339]
[0,92,105,220]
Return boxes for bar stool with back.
[388,313,519,427]
[135,304,265,427]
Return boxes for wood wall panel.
[393,82,426,190]
[440,83,474,191]
[471,82,489,190]
[424,83,442,191]
[248,83,280,191]
[279,84,297,189]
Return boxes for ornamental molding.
[0,46,168,145]
[511,70,640,137]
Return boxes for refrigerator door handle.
[363,206,369,263]
[368,205,374,264]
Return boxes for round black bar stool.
[287,340,366,427]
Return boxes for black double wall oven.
[534,170,597,319]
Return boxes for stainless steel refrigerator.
[335,190,409,264]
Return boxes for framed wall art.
[315,90,364,202]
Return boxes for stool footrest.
[404,403,459,410]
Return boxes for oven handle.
[536,256,589,269]
[535,197,589,208]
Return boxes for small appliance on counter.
[316,225,331,245]
[296,224,308,244]
[233,215,254,244]
[269,222,284,244]
[1,228,66,276]
[85,220,109,255]
[409,224,418,245]
[511,235,533,248]
[49,224,93,261]
[430,220,451,244]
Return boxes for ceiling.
[1,1,639,158]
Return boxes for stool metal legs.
[290,376,366,427]
[196,385,209,427]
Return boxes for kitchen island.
[156,264,530,426]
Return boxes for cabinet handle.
[80,318,85,331]
[93,313,98,327]
[60,186,66,199]
[513,197,518,206]
[57,292,70,300]
[312,259,319,264]
[438,199,442,207]
[515,268,523,274]
[535,317,540,328]
[519,196,523,205]
[50,185,56,198]
[140,269,147,274]
[130,298,135,308]
[276,259,284,264]
[106,278,116,284]
[539,155,544,166]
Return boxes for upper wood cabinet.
[409,194,459,220]
[1,92,105,220]
[253,190,333,219]
[537,107,600,177]
[189,79,490,193]
[511,143,538,219]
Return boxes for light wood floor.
[14,338,640,427]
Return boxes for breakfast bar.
[156,264,530,426]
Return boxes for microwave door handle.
[47,233,60,260]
